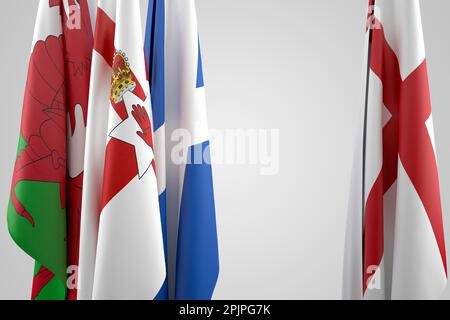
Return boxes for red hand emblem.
[132,104,154,147]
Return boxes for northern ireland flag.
[7,0,94,300]
[77,0,166,299]
[343,0,447,300]
[145,0,220,300]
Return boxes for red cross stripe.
[398,60,447,277]
[94,7,116,68]
[93,6,156,215]
[362,18,447,295]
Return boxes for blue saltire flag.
[145,0,220,300]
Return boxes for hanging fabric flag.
[145,0,220,300]
[144,0,168,300]
[168,0,220,301]
[7,0,93,300]
[77,0,166,299]
[343,0,447,300]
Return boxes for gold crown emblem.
[111,50,136,103]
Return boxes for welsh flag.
[7,0,94,300]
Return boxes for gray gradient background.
[1,0,450,300]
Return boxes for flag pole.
[362,0,376,286]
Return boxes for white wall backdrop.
[1,0,450,300]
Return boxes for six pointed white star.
[108,91,154,179]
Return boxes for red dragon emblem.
[11,0,94,300]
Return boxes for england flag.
[343,0,447,300]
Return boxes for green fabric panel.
[32,261,66,300]
[16,134,27,158]
[7,181,67,285]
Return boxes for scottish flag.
[145,0,220,300]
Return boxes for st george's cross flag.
[77,0,166,299]
[145,0,220,300]
[7,0,94,300]
[343,0,447,300]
